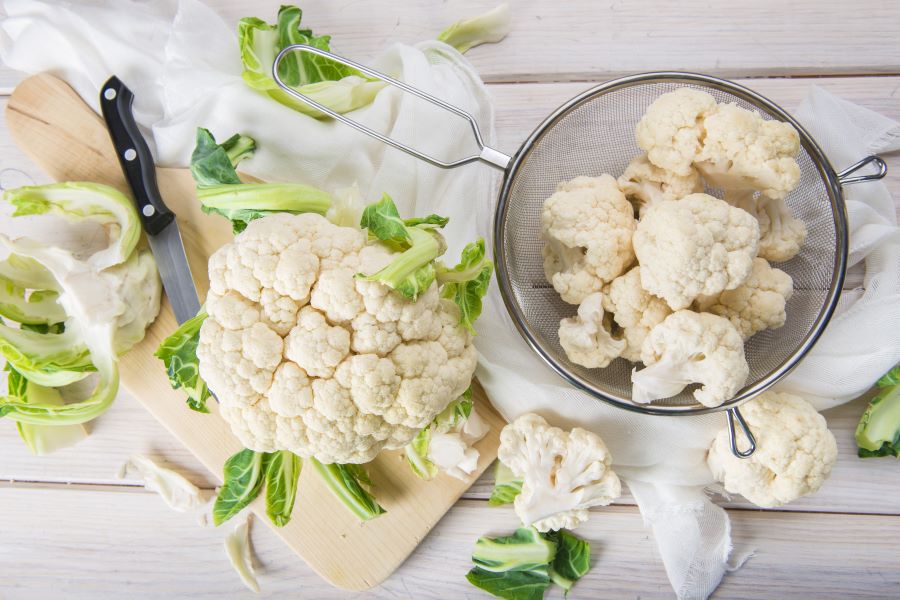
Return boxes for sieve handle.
[726,407,756,459]
[837,155,887,185]
[272,45,511,171]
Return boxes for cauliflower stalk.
[707,391,838,507]
[632,310,749,408]
[497,413,621,532]
[541,175,636,304]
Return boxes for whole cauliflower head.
[725,190,807,263]
[498,413,621,532]
[541,175,636,304]
[633,194,759,310]
[617,153,704,217]
[636,88,718,176]
[632,310,749,407]
[694,257,794,340]
[602,266,672,361]
[707,391,838,508]
[696,103,801,200]
[558,292,625,368]
[197,213,478,464]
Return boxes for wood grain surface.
[0,1,899,598]
[3,73,505,591]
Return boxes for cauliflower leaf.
[6,365,87,456]
[855,366,900,458]
[437,3,511,54]
[437,239,494,333]
[154,306,211,413]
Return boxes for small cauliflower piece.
[498,413,621,532]
[558,292,625,369]
[617,153,704,217]
[602,267,672,361]
[284,307,350,379]
[696,103,801,200]
[636,88,718,175]
[726,190,808,263]
[632,310,749,407]
[707,391,838,508]
[694,257,793,340]
[633,194,759,310]
[541,174,636,304]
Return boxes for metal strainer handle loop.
[727,407,757,458]
[837,155,888,185]
[272,45,511,170]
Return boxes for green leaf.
[465,566,550,600]
[197,182,331,234]
[472,527,557,573]
[545,530,591,594]
[6,365,87,456]
[273,5,356,86]
[856,365,900,458]
[403,214,450,229]
[154,307,211,413]
[264,450,302,527]
[213,449,266,526]
[360,193,411,245]
[0,322,94,387]
[437,239,493,333]
[488,461,523,506]
[438,4,512,54]
[0,254,58,291]
[405,428,437,479]
[310,459,385,521]
[0,276,65,326]
[189,128,255,187]
[404,389,473,479]
[356,226,445,300]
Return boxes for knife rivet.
[142,205,155,217]
[103,88,116,100]
[124,148,137,161]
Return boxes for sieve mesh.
[494,74,848,415]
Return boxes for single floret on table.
[707,391,838,508]
[541,174,636,304]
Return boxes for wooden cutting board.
[6,74,505,591]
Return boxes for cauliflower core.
[541,175,636,304]
[694,258,793,340]
[707,391,837,508]
[633,310,749,407]
[602,266,672,361]
[558,292,625,368]
[197,213,477,464]
[498,413,621,532]
[633,194,759,310]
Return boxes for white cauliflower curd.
[541,175,636,304]
[635,87,718,175]
[197,212,478,464]
[602,266,672,362]
[633,193,759,310]
[725,190,808,263]
[618,153,704,217]
[498,413,621,532]
[558,292,625,368]
[707,391,838,507]
[632,310,749,407]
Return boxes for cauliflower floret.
[558,292,625,368]
[602,266,672,361]
[696,103,801,200]
[617,153,704,217]
[633,194,759,310]
[200,212,479,464]
[636,88,718,176]
[694,258,793,340]
[632,310,749,407]
[707,391,838,508]
[725,190,807,263]
[498,413,621,532]
[284,306,350,378]
[541,174,636,304]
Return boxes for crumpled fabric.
[2,1,899,598]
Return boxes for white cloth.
[2,2,899,599]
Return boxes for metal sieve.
[273,46,887,457]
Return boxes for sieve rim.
[492,71,849,416]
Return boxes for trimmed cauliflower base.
[602,266,672,362]
[541,175,636,304]
[197,213,477,464]
[617,153,704,218]
[633,193,759,310]
[558,293,625,368]
[498,413,621,532]
[707,391,837,508]
[694,258,793,340]
[633,310,749,407]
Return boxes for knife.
[99,76,201,325]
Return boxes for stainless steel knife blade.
[147,222,201,324]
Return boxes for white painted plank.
[0,0,898,90]
[1,488,898,599]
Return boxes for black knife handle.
[99,76,174,235]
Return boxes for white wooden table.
[1,1,899,598]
